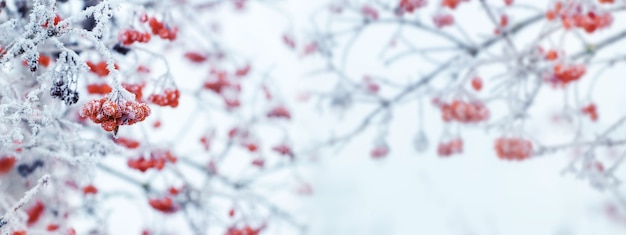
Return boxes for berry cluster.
[362,5,379,20]
[225,225,264,235]
[370,145,389,159]
[122,83,145,101]
[442,0,469,9]
[362,76,380,93]
[148,17,177,41]
[203,71,240,94]
[46,224,59,231]
[184,52,208,63]
[440,100,489,123]
[235,64,251,77]
[80,97,151,132]
[398,0,428,13]
[0,156,16,175]
[581,103,598,121]
[86,83,112,95]
[553,63,586,84]
[16,160,44,178]
[266,105,291,119]
[545,49,560,61]
[471,77,483,91]
[114,137,141,149]
[127,150,177,172]
[272,144,294,158]
[119,29,151,46]
[86,61,118,77]
[251,158,265,168]
[26,201,45,226]
[546,1,613,33]
[148,196,178,213]
[83,185,98,195]
[148,88,180,108]
[50,78,79,105]
[433,12,454,28]
[437,138,463,157]
[494,137,533,160]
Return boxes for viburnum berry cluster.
[442,0,469,9]
[127,150,178,172]
[494,137,533,161]
[546,0,614,33]
[433,12,454,28]
[147,88,180,108]
[581,103,599,121]
[86,61,118,77]
[370,144,390,159]
[86,83,113,95]
[439,100,490,124]
[225,224,265,235]
[437,138,463,157]
[552,63,586,85]
[266,105,291,119]
[398,0,428,13]
[119,29,152,46]
[148,196,178,213]
[147,16,178,41]
[80,96,151,132]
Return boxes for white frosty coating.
[0,174,50,228]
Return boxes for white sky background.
[91,0,626,234]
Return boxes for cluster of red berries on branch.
[147,16,178,41]
[148,196,178,213]
[225,225,265,235]
[398,0,427,13]
[494,137,533,161]
[544,49,560,61]
[266,105,291,119]
[437,138,463,157]
[0,156,16,175]
[80,97,151,132]
[470,77,483,91]
[361,5,379,20]
[581,103,599,121]
[440,100,490,123]
[442,0,469,9]
[26,201,45,226]
[553,63,586,85]
[128,150,178,172]
[370,145,390,159]
[82,185,98,195]
[86,83,112,95]
[148,88,180,108]
[272,144,294,158]
[118,14,177,46]
[127,150,177,172]
[433,12,454,28]
[203,69,242,94]
[184,52,208,63]
[122,83,145,101]
[119,29,152,46]
[86,61,118,78]
[113,137,141,149]
[546,1,613,33]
